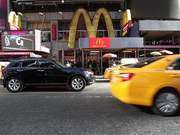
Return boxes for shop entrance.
[59,49,140,75]
[84,50,101,75]
[59,49,103,75]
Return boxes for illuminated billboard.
[1,32,34,51]
[1,30,50,53]
[0,0,8,29]
[8,11,22,30]
[122,9,132,37]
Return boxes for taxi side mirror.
[167,66,174,70]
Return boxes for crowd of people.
[64,58,118,75]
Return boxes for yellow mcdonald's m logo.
[96,38,104,46]
[8,11,22,30]
[68,8,115,48]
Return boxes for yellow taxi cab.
[111,55,180,116]
[104,64,127,79]
[104,58,138,80]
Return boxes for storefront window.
[58,31,69,41]
[27,21,51,30]
[42,31,51,42]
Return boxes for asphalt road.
[0,83,180,135]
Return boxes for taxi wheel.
[152,91,180,116]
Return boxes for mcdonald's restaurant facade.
[2,0,180,74]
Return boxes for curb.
[94,76,110,82]
[95,80,109,83]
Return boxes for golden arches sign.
[68,8,115,48]
[8,11,22,30]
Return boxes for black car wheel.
[69,76,86,91]
[6,78,23,92]
[152,91,180,116]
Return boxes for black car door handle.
[16,69,23,72]
[37,69,44,72]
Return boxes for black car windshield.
[56,62,66,68]
[50,59,66,68]
[128,57,164,68]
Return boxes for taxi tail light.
[119,73,135,81]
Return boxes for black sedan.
[2,58,94,92]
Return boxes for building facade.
[1,0,180,74]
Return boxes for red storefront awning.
[0,52,31,56]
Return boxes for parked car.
[2,58,94,92]
[111,55,180,116]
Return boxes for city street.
[0,82,180,135]
[1,0,180,134]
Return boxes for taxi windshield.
[128,57,164,68]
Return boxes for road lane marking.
[0,93,113,98]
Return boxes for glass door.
[84,50,101,75]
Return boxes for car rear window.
[39,60,55,68]
[128,57,164,68]
[22,60,38,68]
[11,61,21,68]
[7,61,21,68]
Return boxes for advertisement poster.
[1,33,34,51]
[0,0,8,29]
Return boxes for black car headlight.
[84,71,94,77]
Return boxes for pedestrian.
[92,60,97,74]
[88,59,93,69]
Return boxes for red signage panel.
[0,52,31,56]
[51,24,57,41]
[89,37,110,48]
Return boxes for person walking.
[92,60,97,74]
[88,59,93,69]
